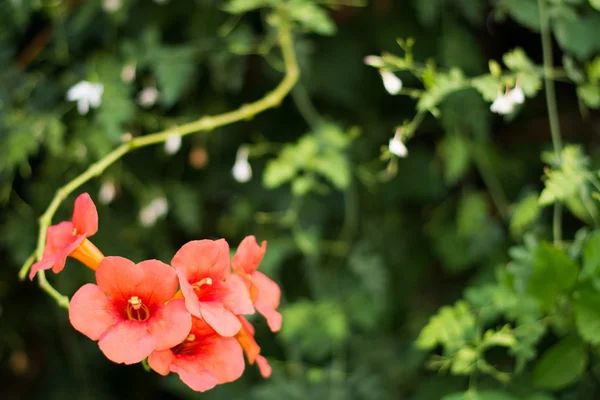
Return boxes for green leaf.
[574,288,600,345]
[224,0,273,13]
[577,83,600,109]
[553,13,600,60]
[312,151,350,190]
[527,242,578,306]
[263,157,299,188]
[287,1,336,36]
[582,230,600,278]
[443,390,519,400]
[416,301,477,352]
[502,0,541,32]
[438,134,471,185]
[510,193,541,237]
[532,337,587,390]
[291,175,315,196]
[591,0,600,11]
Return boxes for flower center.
[192,277,213,295]
[172,333,199,355]
[126,296,150,321]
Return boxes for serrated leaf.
[416,301,477,352]
[532,337,587,390]
[527,242,578,306]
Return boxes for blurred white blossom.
[490,85,525,115]
[164,134,182,155]
[138,86,159,108]
[508,86,525,104]
[363,55,384,68]
[389,129,408,158]
[232,147,252,183]
[139,197,169,227]
[380,71,402,95]
[102,0,121,13]
[121,61,136,83]
[99,181,117,205]
[66,81,104,115]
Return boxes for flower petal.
[147,299,191,351]
[198,336,245,384]
[232,236,266,275]
[172,335,244,390]
[135,259,179,307]
[252,271,282,332]
[148,349,176,376]
[256,355,272,378]
[69,283,121,340]
[72,193,99,236]
[96,256,143,303]
[177,268,202,318]
[236,317,260,363]
[223,274,254,315]
[171,239,230,284]
[98,320,155,364]
[171,360,219,392]
[200,302,241,337]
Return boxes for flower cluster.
[30,193,281,392]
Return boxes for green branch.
[23,21,300,307]
[538,0,564,245]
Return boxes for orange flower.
[171,240,254,337]
[232,236,282,332]
[29,193,104,280]
[149,317,245,391]
[69,257,192,365]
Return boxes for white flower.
[138,86,159,108]
[232,147,252,183]
[102,0,121,13]
[490,92,515,115]
[99,180,117,205]
[66,81,104,115]
[507,86,525,104]
[164,134,182,155]
[363,55,384,68]
[380,70,402,95]
[121,62,136,83]
[389,129,408,158]
[138,197,169,227]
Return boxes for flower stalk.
[20,18,300,308]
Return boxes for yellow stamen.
[126,296,150,321]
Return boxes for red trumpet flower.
[29,193,104,280]
[69,256,192,365]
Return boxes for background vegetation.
[3,0,600,399]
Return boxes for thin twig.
[26,20,300,307]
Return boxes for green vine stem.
[20,20,300,308]
[538,0,564,245]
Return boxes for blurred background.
[2,0,600,399]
